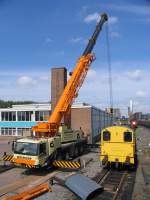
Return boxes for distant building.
[142,113,150,120]
[0,103,51,137]
[131,112,142,120]
[71,103,112,143]
[106,108,121,119]
[131,112,150,121]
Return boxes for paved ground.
[0,137,14,169]
[0,127,150,200]
[0,141,12,157]
[132,127,150,200]
[0,141,102,200]
[37,127,150,200]
[35,148,102,200]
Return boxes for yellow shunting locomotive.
[100,126,136,168]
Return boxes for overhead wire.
[105,21,114,114]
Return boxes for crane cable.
[105,21,114,116]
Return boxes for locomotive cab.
[100,126,136,168]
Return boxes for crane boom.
[32,13,108,136]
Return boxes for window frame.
[103,130,111,141]
[39,143,47,155]
[124,131,132,142]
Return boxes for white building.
[0,104,51,136]
[0,103,112,142]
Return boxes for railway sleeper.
[103,183,119,192]
[95,191,114,200]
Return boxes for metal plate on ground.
[65,174,103,200]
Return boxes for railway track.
[92,168,135,200]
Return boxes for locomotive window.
[124,131,132,142]
[103,131,110,141]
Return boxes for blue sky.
[0,0,150,115]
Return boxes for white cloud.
[45,37,53,43]
[39,76,49,81]
[108,16,118,25]
[84,12,99,23]
[77,65,150,115]
[111,32,120,38]
[127,69,142,81]
[133,101,140,106]
[87,69,97,79]
[17,76,37,87]
[84,13,118,25]
[70,37,82,43]
[80,5,89,15]
[136,90,146,97]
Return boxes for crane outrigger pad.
[2,183,52,200]
[52,160,81,170]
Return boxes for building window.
[1,128,5,135]
[0,127,16,136]
[26,111,30,121]
[40,111,43,121]
[12,112,16,121]
[17,128,23,136]
[2,112,4,121]
[103,131,111,141]
[17,111,33,121]
[124,131,132,142]
[35,111,39,121]
[35,111,50,121]
[12,128,16,135]
[5,128,8,135]
[1,112,16,121]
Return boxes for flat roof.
[0,103,51,111]
[0,102,108,113]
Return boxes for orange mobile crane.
[12,13,108,168]
[32,13,108,136]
